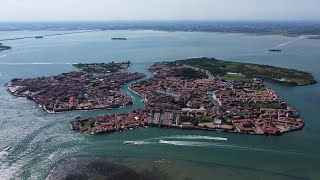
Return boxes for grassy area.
[249,86,266,92]
[82,121,93,134]
[223,75,249,81]
[181,115,214,123]
[175,57,317,86]
[83,122,93,129]
[250,102,287,109]
[171,68,208,80]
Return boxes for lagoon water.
[0,30,320,180]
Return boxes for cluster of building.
[70,107,184,135]
[214,80,304,135]
[130,63,216,110]
[7,71,145,113]
[70,62,304,136]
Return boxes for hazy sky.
[1,0,319,21]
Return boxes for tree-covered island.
[175,57,317,86]
[73,61,131,73]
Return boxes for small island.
[0,43,11,52]
[175,57,317,86]
[307,35,320,40]
[70,61,305,136]
[72,61,131,74]
[111,38,128,40]
[7,62,145,113]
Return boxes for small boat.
[4,146,12,152]
[269,49,282,52]
[123,141,135,145]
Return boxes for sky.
[0,0,319,21]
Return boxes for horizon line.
[1,19,320,23]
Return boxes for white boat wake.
[166,135,228,141]
[146,135,228,141]
[272,36,306,48]
[159,140,212,147]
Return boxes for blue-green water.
[0,30,320,180]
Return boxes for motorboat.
[123,141,135,145]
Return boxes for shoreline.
[71,119,304,137]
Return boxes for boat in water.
[269,49,282,52]
[123,141,135,145]
[0,43,12,52]
[4,146,12,152]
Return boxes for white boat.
[4,146,11,152]
[123,141,135,145]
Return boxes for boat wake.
[272,36,306,48]
[159,140,212,147]
[165,135,228,141]
[0,151,8,160]
[157,140,319,158]
[146,135,228,141]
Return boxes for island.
[0,43,11,52]
[72,61,131,73]
[307,35,320,40]
[175,57,317,86]
[5,59,308,136]
[70,61,305,136]
[6,62,145,113]
[111,38,128,40]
